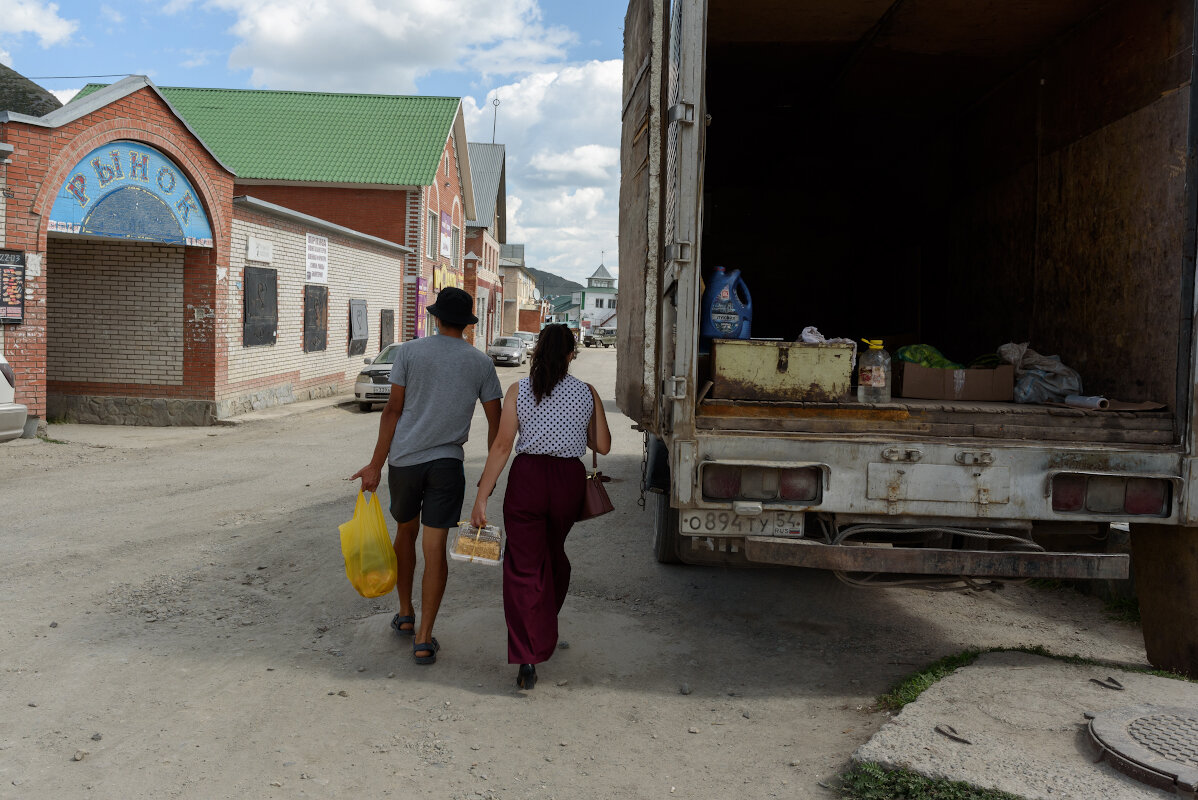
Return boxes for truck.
[616,0,1198,677]
[584,327,618,348]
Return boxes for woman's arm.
[587,383,612,455]
[469,382,520,527]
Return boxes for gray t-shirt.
[387,335,503,468]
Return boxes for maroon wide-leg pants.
[502,453,586,664]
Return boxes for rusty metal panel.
[348,299,368,356]
[866,462,1011,504]
[711,340,853,401]
[616,0,667,429]
[743,536,1130,579]
[380,309,395,349]
[303,285,327,353]
[242,266,276,347]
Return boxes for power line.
[24,74,132,80]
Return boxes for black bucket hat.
[427,286,478,326]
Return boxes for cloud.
[0,0,78,48]
[528,145,618,186]
[207,0,576,93]
[99,4,123,24]
[180,49,220,69]
[462,60,622,284]
[50,88,78,104]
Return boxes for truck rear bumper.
[742,536,1129,580]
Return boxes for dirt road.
[0,346,1149,799]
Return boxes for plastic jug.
[699,266,752,353]
[857,339,892,403]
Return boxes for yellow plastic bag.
[338,491,397,598]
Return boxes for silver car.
[353,342,402,412]
[0,352,28,442]
[511,331,537,353]
[487,336,525,366]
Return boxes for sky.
[0,0,628,286]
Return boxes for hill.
[527,267,582,298]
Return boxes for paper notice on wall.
[306,233,329,283]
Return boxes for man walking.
[352,287,503,665]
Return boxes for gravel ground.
[0,346,1153,799]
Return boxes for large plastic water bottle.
[699,266,752,354]
[857,339,892,403]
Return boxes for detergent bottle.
[857,339,892,403]
[699,266,752,354]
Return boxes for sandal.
[413,637,440,665]
[390,613,415,637]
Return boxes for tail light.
[702,464,741,499]
[1051,473,1171,517]
[701,463,822,503]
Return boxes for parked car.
[583,327,617,348]
[511,331,537,353]
[487,336,526,367]
[0,352,29,442]
[354,342,402,412]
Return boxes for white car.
[353,343,402,412]
[0,352,28,442]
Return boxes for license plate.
[374,384,391,393]
[679,510,804,538]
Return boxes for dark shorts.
[387,458,466,529]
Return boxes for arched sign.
[48,141,214,247]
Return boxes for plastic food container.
[450,523,505,565]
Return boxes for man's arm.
[350,385,405,492]
[482,397,502,450]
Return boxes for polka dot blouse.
[514,374,595,458]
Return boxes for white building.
[575,263,617,333]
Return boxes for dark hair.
[529,324,575,402]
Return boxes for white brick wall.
[46,239,184,384]
[224,214,405,404]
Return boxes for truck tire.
[1130,523,1198,677]
[653,490,682,564]
[359,402,372,413]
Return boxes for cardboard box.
[898,362,1015,402]
[711,340,853,402]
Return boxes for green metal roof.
[75,83,461,185]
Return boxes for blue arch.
[81,186,185,242]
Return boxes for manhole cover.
[1085,705,1198,796]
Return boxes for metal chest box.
[710,340,854,402]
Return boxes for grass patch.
[840,763,1024,800]
[37,433,67,444]
[877,644,1193,713]
[876,649,984,712]
[1102,595,1140,624]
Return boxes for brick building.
[118,84,477,343]
[0,75,467,428]
[463,142,506,349]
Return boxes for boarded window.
[243,266,277,346]
[348,299,368,356]
[380,309,395,349]
[304,285,328,352]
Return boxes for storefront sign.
[416,277,429,338]
[440,212,452,258]
[305,233,328,283]
[0,250,25,323]
[48,141,214,247]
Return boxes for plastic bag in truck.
[999,342,1083,404]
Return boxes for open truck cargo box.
[616,0,1198,676]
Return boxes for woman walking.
[470,324,611,690]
